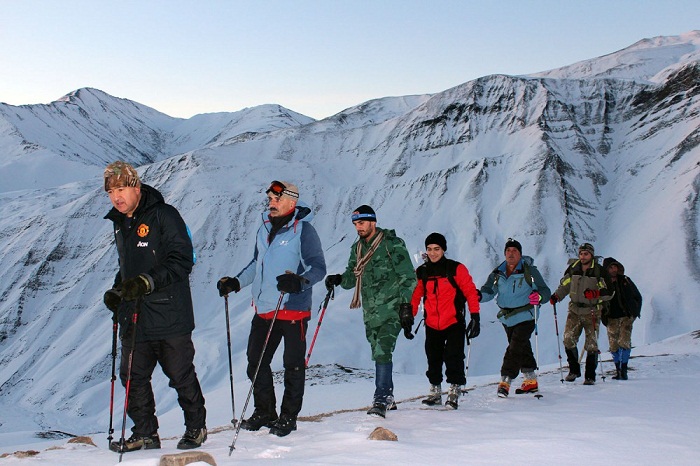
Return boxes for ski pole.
[591,309,606,382]
[463,335,472,393]
[552,302,564,383]
[107,310,118,448]
[224,294,237,425]
[534,304,540,371]
[305,287,334,368]
[533,304,543,399]
[118,299,141,463]
[229,292,285,455]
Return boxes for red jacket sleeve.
[410,279,423,317]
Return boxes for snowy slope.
[0,31,699,447]
[1,332,698,465]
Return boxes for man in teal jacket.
[325,205,416,418]
[480,238,550,397]
[218,180,326,437]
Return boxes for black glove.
[466,313,481,339]
[103,288,122,313]
[549,294,559,305]
[399,303,414,340]
[476,289,482,302]
[217,276,240,296]
[277,273,303,294]
[121,275,151,301]
[325,274,342,290]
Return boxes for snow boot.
[422,384,442,406]
[240,410,278,431]
[497,376,511,398]
[177,427,207,449]
[110,432,161,453]
[445,384,462,409]
[269,414,297,437]
[564,347,581,382]
[367,401,387,418]
[612,361,622,380]
[516,371,539,393]
[620,363,629,380]
[584,352,598,384]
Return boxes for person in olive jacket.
[102,161,206,453]
[550,243,612,385]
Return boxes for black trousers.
[120,333,206,436]
[424,322,466,386]
[246,314,308,419]
[500,320,537,379]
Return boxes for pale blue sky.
[2,0,699,120]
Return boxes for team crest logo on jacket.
[137,224,150,238]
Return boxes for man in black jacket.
[602,257,642,380]
[102,161,206,453]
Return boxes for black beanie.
[425,232,447,251]
[351,205,376,222]
[504,238,522,254]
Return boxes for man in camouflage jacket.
[325,205,416,417]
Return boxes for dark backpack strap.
[446,260,467,323]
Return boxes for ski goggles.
[266,180,299,199]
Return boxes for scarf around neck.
[350,230,385,309]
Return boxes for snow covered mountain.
[1,31,699,440]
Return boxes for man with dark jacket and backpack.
[102,161,207,453]
[602,257,642,380]
[550,243,613,385]
[410,233,480,409]
[479,238,550,397]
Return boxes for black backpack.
[416,259,466,323]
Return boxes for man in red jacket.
[410,233,480,409]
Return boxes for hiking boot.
[422,384,442,406]
[612,362,621,380]
[240,410,278,431]
[519,372,539,393]
[583,378,596,385]
[177,427,207,450]
[269,414,297,437]
[565,347,580,382]
[445,384,462,409]
[620,363,628,380]
[109,432,160,453]
[497,376,511,398]
[367,401,387,418]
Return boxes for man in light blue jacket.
[479,239,550,397]
[217,180,326,437]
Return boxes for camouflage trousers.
[364,317,401,364]
[606,316,633,353]
[563,310,601,353]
